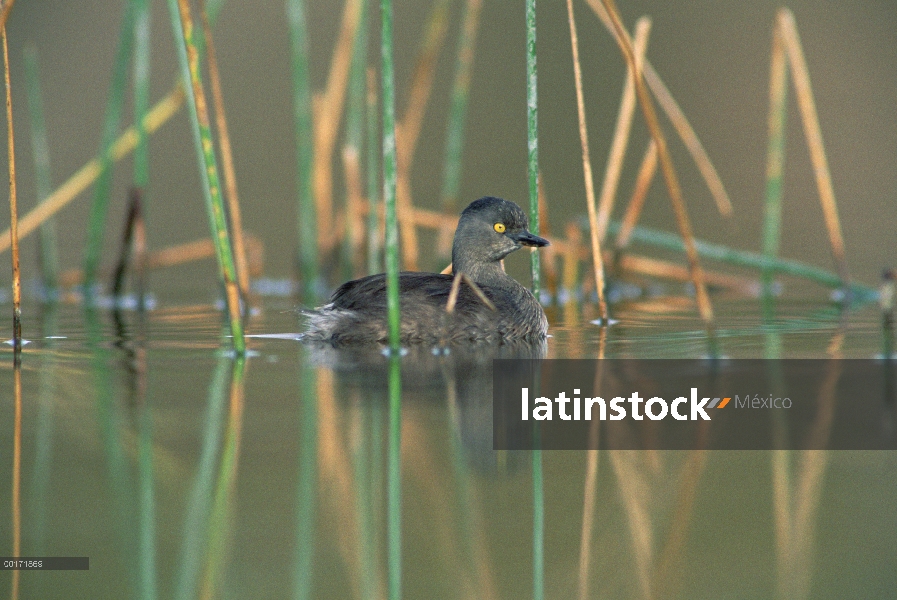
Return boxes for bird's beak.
[511,230,550,247]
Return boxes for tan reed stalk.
[596,17,651,241]
[394,0,452,270]
[642,65,732,216]
[578,459,599,600]
[600,0,714,324]
[583,0,732,217]
[537,175,559,298]
[200,0,250,298]
[578,367,603,600]
[59,233,264,288]
[615,139,658,250]
[313,0,363,254]
[777,8,848,284]
[562,221,581,300]
[616,253,757,295]
[342,145,365,275]
[3,27,21,346]
[0,85,185,255]
[566,0,608,321]
[652,450,707,598]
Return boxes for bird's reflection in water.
[302,338,547,472]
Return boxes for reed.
[286,0,317,299]
[595,17,651,241]
[565,0,608,321]
[600,0,714,325]
[763,15,788,294]
[167,0,245,353]
[132,0,150,191]
[395,0,452,270]
[342,0,368,278]
[3,26,21,347]
[440,0,483,213]
[313,0,363,257]
[365,67,381,275]
[777,9,848,285]
[293,358,318,600]
[605,220,876,300]
[83,2,135,292]
[614,140,657,251]
[387,353,402,600]
[24,47,58,294]
[200,0,251,299]
[0,85,184,256]
[526,0,541,297]
[584,0,733,218]
[381,0,401,351]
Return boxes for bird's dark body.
[301,197,549,346]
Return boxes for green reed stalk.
[24,47,58,294]
[287,0,317,300]
[381,0,400,351]
[526,0,540,296]
[137,393,157,600]
[174,353,229,600]
[344,0,368,278]
[83,2,136,293]
[440,0,482,212]
[366,68,381,275]
[533,447,544,600]
[605,220,876,301]
[387,354,402,600]
[763,22,788,295]
[132,0,151,191]
[167,0,245,353]
[293,358,318,600]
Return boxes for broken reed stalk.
[763,16,789,294]
[526,0,541,298]
[446,272,495,313]
[112,188,146,298]
[596,17,651,241]
[168,0,245,353]
[200,0,251,299]
[583,0,732,217]
[395,0,452,271]
[600,0,714,324]
[565,0,608,320]
[83,1,136,292]
[24,46,59,293]
[440,0,483,213]
[381,0,401,352]
[777,8,848,285]
[286,0,317,299]
[615,139,657,250]
[313,0,363,255]
[0,85,184,256]
[3,26,21,347]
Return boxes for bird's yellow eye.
[493,222,506,233]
